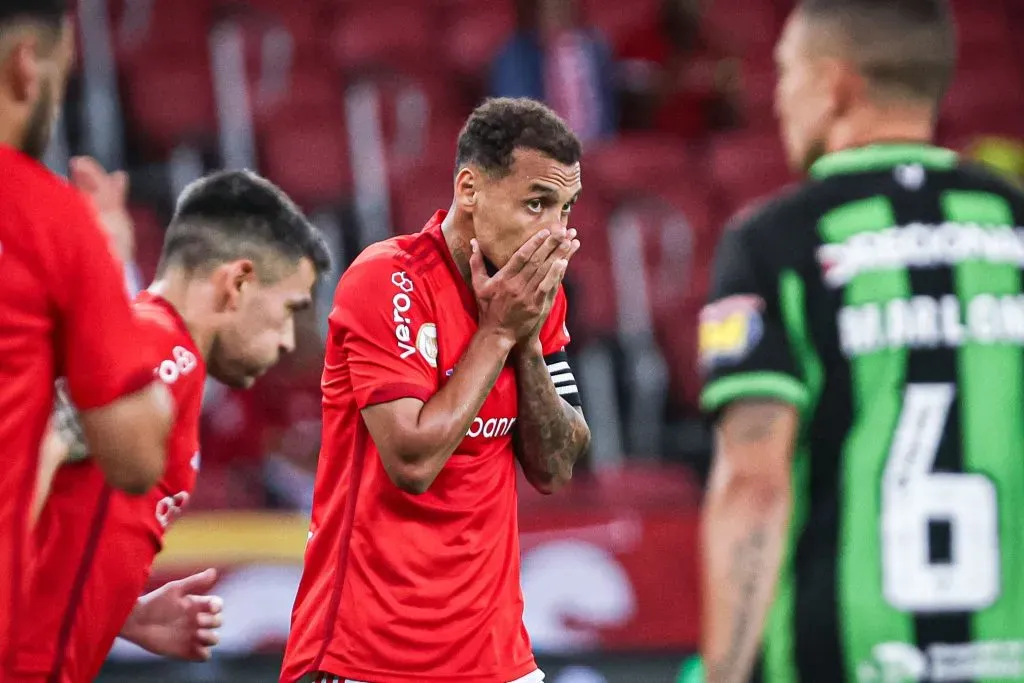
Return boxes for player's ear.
[7,35,41,103]
[214,259,256,312]
[826,57,861,118]
[454,167,477,214]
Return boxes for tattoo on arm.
[514,350,590,487]
[706,526,769,683]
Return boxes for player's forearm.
[394,327,516,491]
[512,342,590,494]
[701,463,791,683]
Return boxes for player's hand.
[471,228,578,343]
[520,227,580,347]
[69,156,135,263]
[119,568,223,661]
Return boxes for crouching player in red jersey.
[12,169,333,683]
[0,0,173,673]
[282,97,592,683]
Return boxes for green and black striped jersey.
[699,143,1024,683]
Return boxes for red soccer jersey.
[281,212,571,683]
[0,147,158,672]
[11,292,206,683]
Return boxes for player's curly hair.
[0,0,67,29]
[455,98,582,178]
[158,170,333,281]
[797,0,955,104]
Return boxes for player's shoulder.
[951,160,1024,206]
[343,230,445,287]
[0,148,89,211]
[726,181,824,240]
[132,294,199,357]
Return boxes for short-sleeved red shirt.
[11,292,206,683]
[281,212,570,683]
[0,147,157,672]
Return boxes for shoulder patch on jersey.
[699,295,765,370]
[416,323,438,368]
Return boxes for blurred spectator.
[967,136,1024,187]
[615,0,740,138]
[490,0,617,142]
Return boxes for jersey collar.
[809,143,958,180]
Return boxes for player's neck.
[440,205,475,285]
[147,275,215,360]
[826,104,935,155]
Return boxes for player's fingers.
[111,170,129,200]
[566,239,581,262]
[195,629,219,647]
[503,229,550,276]
[468,239,490,292]
[196,610,223,629]
[68,157,100,193]
[177,568,218,595]
[527,238,572,291]
[191,644,213,662]
[538,258,569,294]
[529,231,566,267]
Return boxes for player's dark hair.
[0,0,67,31]
[455,98,582,178]
[158,170,333,281]
[797,0,955,105]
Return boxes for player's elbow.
[81,382,174,495]
[385,460,436,495]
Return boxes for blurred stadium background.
[55,0,1024,680]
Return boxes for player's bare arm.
[512,342,590,493]
[702,399,798,683]
[75,366,173,498]
[362,229,568,494]
[512,229,589,493]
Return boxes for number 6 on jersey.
[881,383,1000,613]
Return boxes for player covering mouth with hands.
[282,97,591,683]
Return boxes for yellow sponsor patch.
[698,295,765,369]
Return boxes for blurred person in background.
[282,97,591,683]
[0,0,174,672]
[15,170,332,683]
[616,0,740,137]
[491,0,616,143]
[695,0,1024,681]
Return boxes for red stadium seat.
[703,0,780,60]
[259,114,352,208]
[389,156,454,236]
[128,204,166,282]
[121,49,217,157]
[583,133,706,202]
[440,1,516,76]
[112,0,214,64]
[708,130,795,218]
[581,0,660,43]
[328,2,435,73]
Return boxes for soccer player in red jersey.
[0,1,173,672]
[282,98,592,683]
[12,169,332,683]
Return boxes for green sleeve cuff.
[700,372,809,413]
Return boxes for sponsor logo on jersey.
[698,295,764,369]
[817,222,1024,288]
[839,293,1024,356]
[416,323,438,368]
[156,346,198,385]
[857,640,1024,682]
[466,416,517,439]
[390,271,418,360]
